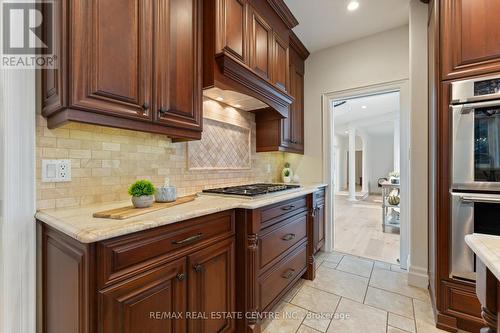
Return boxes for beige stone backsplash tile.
[36,101,285,209]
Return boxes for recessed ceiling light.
[216,96,224,101]
[347,1,359,11]
[235,104,242,108]
[344,130,349,134]
[361,105,367,109]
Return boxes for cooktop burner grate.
[202,183,301,197]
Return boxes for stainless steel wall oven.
[450,75,500,282]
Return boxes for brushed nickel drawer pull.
[281,205,296,211]
[282,233,296,241]
[282,269,295,279]
[172,233,203,245]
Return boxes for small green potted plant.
[282,162,292,183]
[128,179,156,208]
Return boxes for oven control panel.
[474,78,500,96]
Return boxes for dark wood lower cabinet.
[188,238,235,333]
[99,258,187,333]
[312,187,326,254]
[40,194,317,333]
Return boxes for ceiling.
[333,91,399,136]
[284,0,410,53]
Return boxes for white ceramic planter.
[283,176,292,183]
[131,195,155,208]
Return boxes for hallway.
[334,194,400,264]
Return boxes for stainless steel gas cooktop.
[201,183,301,198]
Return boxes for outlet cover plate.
[42,159,71,182]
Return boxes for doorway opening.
[332,91,403,265]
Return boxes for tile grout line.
[324,296,343,333]
[363,261,375,304]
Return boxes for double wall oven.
[450,75,500,281]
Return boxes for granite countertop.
[35,183,328,244]
[465,233,500,280]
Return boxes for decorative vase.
[155,186,177,202]
[132,195,155,208]
[283,176,292,183]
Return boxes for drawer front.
[314,188,325,200]
[259,211,307,271]
[98,211,235,288]
[259,196,307,226]
[259,241,307,311]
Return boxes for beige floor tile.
[364,287,414,318]
[320,260,339,269]
[374,260,392,270]
[327,298,387,333]
[263,303,307,333]
[413,298,449,333]
[391,264,407,273]
[297,325,322,333]
[388,327,411,333]
[323,251,344,264]
[369,268,429,301]
[290,285,340,314]
[282,279,305,302]
[302,312,331,332]
[388,313,416,333]
[304,266,368,303]
[336,255,374,277]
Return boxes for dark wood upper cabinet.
[154,0,203,133]
[256,31,308,154]
[99,258,187,333]
[71,0,154,122]
[249,9,273,81]
[188,238,235,333]
[272,32,289,93]
[203,0,295,118]
[41,0,203,140]
[217,0,248,62]
[441,0,500,80]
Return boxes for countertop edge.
[35,184,328,243]
[465,233,500,281]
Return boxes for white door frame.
[0,68,37,331]
[322,79,410,269]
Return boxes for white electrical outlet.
[42,159,71,182]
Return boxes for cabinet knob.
[176,273,185,281]
[193,264,203,273]
[142,102,150,110]
[281,233,296,241]
[159,107,167,115]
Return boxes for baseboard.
[408,264,429,289]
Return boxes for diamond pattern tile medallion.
[188,118,251,170]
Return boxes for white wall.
[366,134,394,194]
[408,0,429,288]
[286,25,409,182]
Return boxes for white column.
[359,132,369,194]
[348,126,357,201]
[0,68,37,331]
[394,115,401,172]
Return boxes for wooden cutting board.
[93,194,197,220]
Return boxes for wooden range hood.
[202,0,298,118]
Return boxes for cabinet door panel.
[442,0,500,79]
[72,0,153,120]
[154,0,202,131]
[188,238,235,333]
[272,33,289,93]
[250,10,272,80]
[291,67,304,147]
[99,258,187,333]
[219,0,247,62]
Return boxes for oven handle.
[453,99,500,113]
[460,195,500,204]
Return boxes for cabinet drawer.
[97,211,234,288]
[314,188,325,200]
[259,211,307,271]
[259,196,307,226]
[259,241,307,311]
